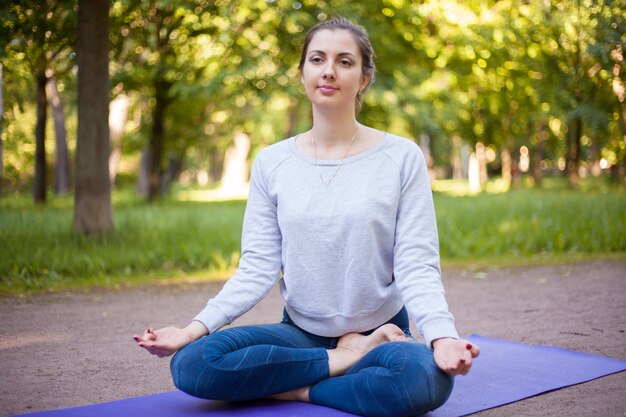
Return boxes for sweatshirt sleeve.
[193,154,283,334]
[392,144,459,348]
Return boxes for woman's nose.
[322,64,336,80]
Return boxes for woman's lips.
[318,85,338,94]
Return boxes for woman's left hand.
[432,338,480,376]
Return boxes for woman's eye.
[310,56,323,63]
[339,60,353,66]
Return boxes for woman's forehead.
[307,29,360,56]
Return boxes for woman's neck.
[310,106,359,148]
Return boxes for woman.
[134,17,479,417]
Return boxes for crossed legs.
[170,319,453,417]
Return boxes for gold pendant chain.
[311,126,359,187]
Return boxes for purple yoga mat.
[426,334,626,416]
[13,334,626,417]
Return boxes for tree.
[0,0,76,203]
[45,73,71,195]
[587,0,626,184]
[0,63,3,196]
[110,0,220,201]
[73,0,113,234]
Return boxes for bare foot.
[328,324,410,376]
[338,324,409,354]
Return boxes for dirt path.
[1,260,624,417]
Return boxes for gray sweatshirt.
[194,133,459,347]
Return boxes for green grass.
[436,189,626,258]
[0,193,246,294]
[1,180,625,295]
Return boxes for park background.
[0,0,625,294]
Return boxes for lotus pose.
[134,17,479,417]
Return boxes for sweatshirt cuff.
[421,318,459,349]
[193,303,231,335]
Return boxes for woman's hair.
[298,17,376,112]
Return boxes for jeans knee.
[169,341,219,399]
[425,367,453,411]
[388,343,454,416]
[169,347,196,396]
[170,339,247,401]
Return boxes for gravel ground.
[0,260,624,417]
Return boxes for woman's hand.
[432,337,480,376]
[133,321,208,358]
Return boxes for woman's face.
[301,29,369,112]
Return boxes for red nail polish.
[466,343,472,350]
[460,359,466,364]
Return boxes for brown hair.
[298,17,376,112]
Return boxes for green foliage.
[1,185,624,293]
[2,0,625,193]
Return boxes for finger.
[471,344,480,358]
[133,329,154,340]
[134,333,154,343]
[455,359,468,373]
[438,358,460,376]
[139,343,164,356]
[141,328,155,339]
[460,355,473,373]
[138,341,161,351]
[465,342,480,358]
[453,348,476,375]
[446,360,471,376]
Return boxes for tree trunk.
[160,155,183,194]
[532,121,547,187]
[137,147,150,195]
[108,93,129,186]
[451,134,464,180]
[468,151,480,193]
[565,116,581,187]
[34,71,48,204]
[285,97,299,138]
[220,129,251,195]
[501,145,512,190]
[500,114,513,189]
[209,148,222,184]
[418,133,435,181]
[147,77,170,202]
[74,0,113,235]
[477,142,488,189]
[589,136,601,177]
[46,75,71,195]
[0,63,3,196]
[618,102,626,185]
[427,130,436,171]
[469,142,488,192]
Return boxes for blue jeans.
[170,308,453,417]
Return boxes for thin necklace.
[311,125,359,187]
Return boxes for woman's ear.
[360,74,371,91]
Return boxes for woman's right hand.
[133,321,208,357]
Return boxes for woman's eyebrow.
[308,50,356,58]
